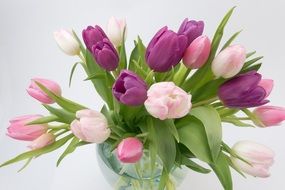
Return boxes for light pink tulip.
[253,106,285,127]
[183,35,211,69]
[7,115,48,141]
[71,109,110,143]
[231,140,274,178]
[106,17,127,47]
[54,29,80,56]
[28,133,55,150]
[144,82,192,120]
[258,79,274,98]
[211,45,246,78]
[117,137,143,163]
[27,78,62,104]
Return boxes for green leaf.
[146,118,158,173]
[84,73,105,81]
[176,115,212,163]
[57,137,80,166]
[241,63,262,73]
[129,36,148,72]
[43,105,75,124]
[118,27,127,70]
[165,119,180,142]
[158,168,169,190]
[210,152,233,190]
[246,51,256,58]
[179,154,211,174]
[27,115,59,125]
[69,62,83,87]
[221,30,242,51]
[191,106,222,162]
[222,117,255,128]
[35,82,86,113]
[243,56,263,68]
[0,134,74,168]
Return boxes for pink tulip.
[117,137,143,163]
[7,115,48,141]
[253,106,285,127]
[71,109,110,143]
[258,79,274,98]
[27,78,62,104]
[211,45,246,78]
[144,82,192,120]
[231,141,274,178]
[183,35,211,69]
[28,133,55,150]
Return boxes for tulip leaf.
[0,134,74,168]
[165,119,180,142]
[222,117,255,128]
[35,81,86,113]
[221,30,242,51]
[158,168,169,190]
[57,137,80,166]
[243,56,263,69]
[246,51,256,58]
[241,63,262,73]
[27,115,59,125]
[69,62,83,87]
[210,152,233,190]
[84,73,106,81]
[118,27,127,70]
[176,115,212,163]
[191,106,222,162]
[180,155,211,174]
[43,104,75,124]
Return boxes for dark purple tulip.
[218,71,269,108]
[92,38,119,71]
[112,70,147,106]
[82,25,107,51]
[178,19,204,46]
[146,26,188,72]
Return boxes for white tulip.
[107,17,127,47]
[54,29,80,56]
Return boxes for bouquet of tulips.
[1,7,284,190]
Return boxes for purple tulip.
[91,38,119,71]
[112,70,147,106]
[178,18,204,46]
[145,26,188,72]
[82,25,107,52]
[218,71,269,108]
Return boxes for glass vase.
[96,143,188,190]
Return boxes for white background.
[0,0,284,189]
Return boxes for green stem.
[192,97,218,108]
[173,64,191,86]
[48,124,69,130]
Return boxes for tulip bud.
[53,29,80,56]
[70,109,110,143]
[27,78,62,104]
[91,38,119,71]
[231,140,275,178]
[177,18,204,46]
[107,17,127,47]
[218,71,269,108]
[82,25,108,52]
[117,137,143,163]
[258,79,274,98]
[7,115,48,141]
[253,106,285,127]
[144,82,192,120]
[212,45,246,78]
[113,70,147,106]
[146,26,188,72]
[182,35,211,69]
[28,133,55,150]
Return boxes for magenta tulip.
[28,133,55,150]
[27,78,62,104]
[253,106,285,127]
[7,115,48,141]
[117,137,143,163]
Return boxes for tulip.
[7,115,48,141]
[177,18,204,46]
[218,71,269,108]
[70,109,110,143]
[211,45,246,78]
[253,106,285,127]
[91,38,119,71]
[82,25,108,52]
[144,82,192,120]
[53,29,80,56]
[117,137,143,163]
[145,26,188,72]
[231,140,275,178]
[182,35,211,69]
[27,78,62,104]
[258,79,274,98]
[28,133,55,150]
[113,70,148,106]
[107,17,127,47]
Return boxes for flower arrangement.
[1,7,285,190]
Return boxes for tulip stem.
[192,97,218,108]
[173,64,191,86]
[236,117,251,120]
